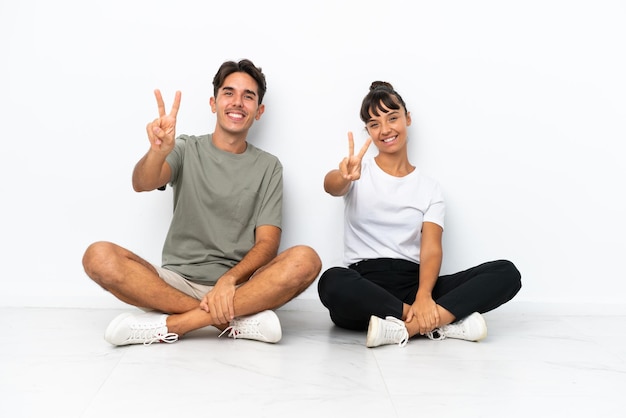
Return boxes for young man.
[83,59,321,346]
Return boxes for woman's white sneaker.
[427,312,487,342]
[366,315,409,348]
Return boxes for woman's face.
[365,102,412,154]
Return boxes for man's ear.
[255,103,265,120]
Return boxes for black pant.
[317,258,522,331]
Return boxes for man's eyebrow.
[221,86,257,97]
[243,89,257,97]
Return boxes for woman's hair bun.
[370,81,394,91]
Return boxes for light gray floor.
[2,302,625,418]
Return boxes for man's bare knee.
[283,245,322,284]
[82,241,123,286]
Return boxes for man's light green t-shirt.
[162,134,283,285]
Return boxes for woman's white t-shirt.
[343,157,445,266]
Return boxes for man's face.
[210,72,265,135]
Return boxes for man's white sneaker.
[366,315,409,348]
[104,312,178,346]
[427,312,487,342]
[219,310,282,343]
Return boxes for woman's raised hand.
[339,132,372,182]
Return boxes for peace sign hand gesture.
[145,89,181,155]
[339,132,372,181]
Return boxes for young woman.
[318,81,521,348]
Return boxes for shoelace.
[218,318,262,340]
[218,326,237,339]
[396,332,409,347]
[396,329,409,347]
[427,317,472,341]
[127,328,178,346]
[384,317,409,347]
[426,329,445,341]
[145,332,179,345]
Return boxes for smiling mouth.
[225,107,247,119]
[382,136,397,143]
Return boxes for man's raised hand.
[145,89,181,153]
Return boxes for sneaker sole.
[259,311,282,343]
[365,315,380,348]
[471,312,488,342]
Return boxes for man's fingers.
[221,300,230,323]
[211,302,224,324]
[154,89,166,117]
[154,89,181,119]
[169,90,181,118]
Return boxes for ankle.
[404,317,421,338]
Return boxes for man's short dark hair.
[212,59,267,104]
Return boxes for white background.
[1,0,624,309]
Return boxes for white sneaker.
[427,312,487,342]
[218,310,282,343]
[104,312,178,346]
[366,315,409,348]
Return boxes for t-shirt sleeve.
[256,159,283,229]
[165,136,187,186]
[424,181,445,230]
